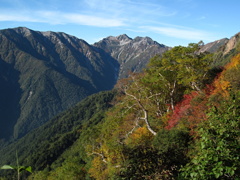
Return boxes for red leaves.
[165,91,198,130]
[165,54,240,131]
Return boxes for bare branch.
[124,89,157,136]
[90,152,121,168]
[125,118,140,138]
[90,152,108,164]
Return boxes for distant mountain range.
[0,27,169,140]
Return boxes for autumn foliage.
[84,48,240,179]
[40,46,240,180]
[212,53,240,97]
[165,91,198,130]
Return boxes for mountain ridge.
[94,34,169,78]
[0,27,169,140]
[0,27,119,139]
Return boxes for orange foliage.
[204,84,215,96]
[225,53,240,69]
[212,53,240,97]
[213,77,230,97]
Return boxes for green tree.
[160,42,213,92]
[144,55,184,111]
[181,98,240,179]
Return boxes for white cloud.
[0,0,177,28]
[0,13,42,23]
[81,0,177,19]
[0,11,125,27]
[140,26,215,41]
[62,13,125,27]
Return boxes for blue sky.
[0,0,239,47]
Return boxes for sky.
[0,0,239,47]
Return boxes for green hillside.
[0,90,116,179]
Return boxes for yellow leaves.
[225,53,240,69]
[213,78,230,97]
[88,142,123,180]
[125,126,154,147]
[88,156,109,180]
[212,53,240,98]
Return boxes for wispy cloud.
[62,13,125,27]
[0,0,177,28]
[140,26,216,41]
[0,10,125,27]
[0,14,40,22]
[81,0,177,20]
[197,16,206,20]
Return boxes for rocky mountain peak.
[13,27,32,36]
[116,34,131,41]
[94,34,169,78]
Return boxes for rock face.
[199,38,229,53]
[223,32,240,55]
[200,32,240,56]
[0,27,169,140]
[94,34,170,78]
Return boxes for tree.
[116,73,163,136]
[144,55,184,111]
[213,53,240,97]
[160,42,213,92]
[181,98,240,179]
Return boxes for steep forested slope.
[0,27,118,139]
[0,90,116,179]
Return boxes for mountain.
[0,27,169,140]
[199,38,229,53]
[210,32,240,66]
[197,32,240,67]
[223,32,240,55]
[0,27,118,139]
[94,34,170,78]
